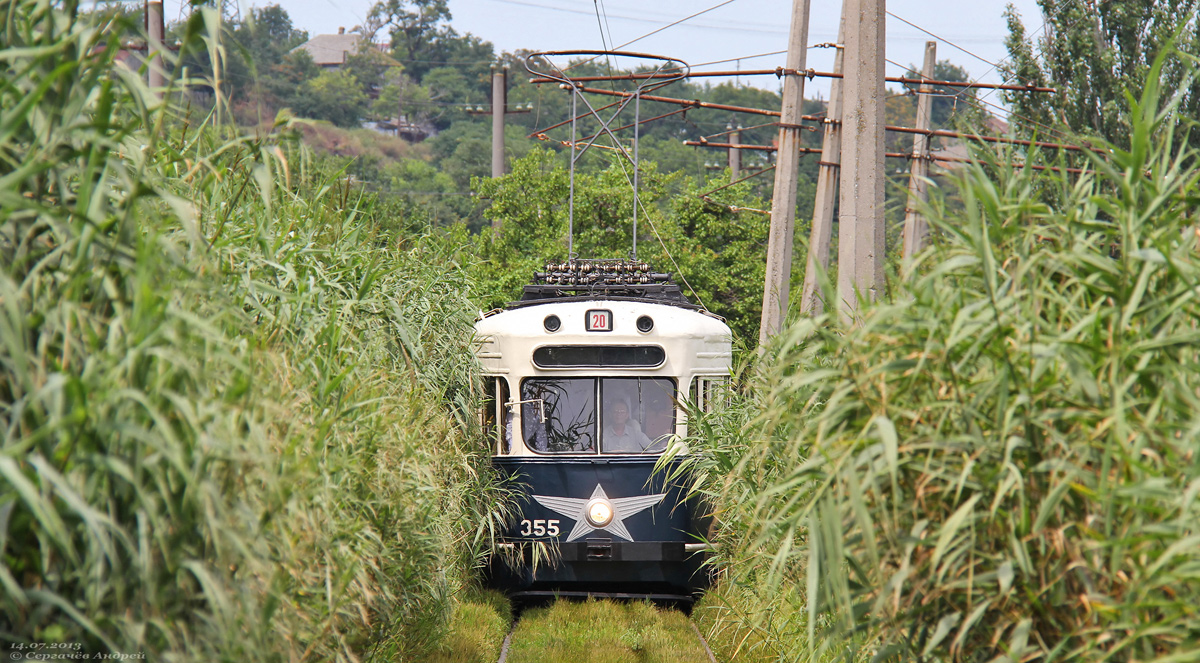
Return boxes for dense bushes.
[698,57,1200,661]
[1,4,496,660]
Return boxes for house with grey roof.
[292,28,374,68]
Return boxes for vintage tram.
[476,260,731,607]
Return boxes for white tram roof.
[474,299,732,377]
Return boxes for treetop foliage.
[1002,0,1200,148]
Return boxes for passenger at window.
[642,392,674,447]
[604,399,652,452]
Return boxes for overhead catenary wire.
[953,89,1083,146]
[529,53,1069,151]
[685,140,1091,174]
[974,0,1085,105]
[690,50,786,68]
[881,9,1053,123]
[536,107,694,145]
[564,0,739,72]
[490,0,783,35]
[592,0,619,90]
[530,69,1056,92]
[546,84,1076,154]
[886,10,1005,72]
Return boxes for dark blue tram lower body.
[486,456,710,605]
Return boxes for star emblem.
[533,484,665,542]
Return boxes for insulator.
[640,275,650,283]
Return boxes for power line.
[690,50,786,68]
[882,9,1040,118]
[489,0,782,35]
[954,92,1079,145]
[529,69,1055,93]
[886,10,1004,71]
[612,0,739,51]
[975,0,1086,106]
[597,0,617,55]
[593,0,619,90]
[556,0,741,75]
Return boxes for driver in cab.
[603,399,652,452]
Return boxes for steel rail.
[495,626,514,663]
[691,622,719,663]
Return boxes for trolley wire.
[878,5,1095,153]
[565,0,739,72]
[592,0,621,97]
[975,0,1085,104]
[690,50,787,69]
[490,0,777,34]
[887,10,1004,71]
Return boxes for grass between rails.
[506,599,711,663]
[1,3,508,661]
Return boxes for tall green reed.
[713,53,1200,661]
[2,3,501,660]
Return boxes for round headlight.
[544,314,561,332]
[585,499,614,527]
[636,315,654,333]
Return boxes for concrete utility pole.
[492,65,508,181]
[837,0,886,321]
[799,11,847,317]
[146,1,166,96]
[901,41,937,273]
[759,0,811,348]
[728,124,741,181]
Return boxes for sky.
[160,0,1050,112]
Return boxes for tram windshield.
[520,377,676,454]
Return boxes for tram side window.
[482,378,511,454]
[600,377,676,454]
[690,377,729,413]
[521,379,596,453]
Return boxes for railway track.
[495,598,718,663]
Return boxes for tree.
[420,65,481,129]
[1001,0,1200,147]
[265,49,320,111]
[293,69,369,127]
[225,5,310,106]
[366,0,494,82]
[890,59,987,153]
[469,149,772,344]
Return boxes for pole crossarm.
[531,107,692,142]
[687,127,1092,153]
[531,70,1055,93]
[541,85,1088,153]
[684,141,1090,173]
[684,140,815,152]
[565,84,824,120]
[888,126,1094,152]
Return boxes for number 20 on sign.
[585,309,612,332]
